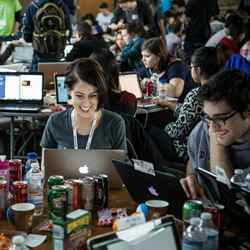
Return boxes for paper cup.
[145,200,169,220]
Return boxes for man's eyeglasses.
[201,111,238,126]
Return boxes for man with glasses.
[181,70,250,199]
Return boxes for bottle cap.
[190,217,201,225]
[201,212,212,220]
[234,169,244,175]
[27,152,38,160]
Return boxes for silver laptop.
[44,149,127,189]
[119,72,158,108]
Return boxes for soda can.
[12,181,28,203]
[64,180,74,212]
[80,177,95,210]
[145,80,154,97]
[9,160,22,191]
[72,179,82,210]
[48,185,68,219]
[48,175,64,189]
[94,175,109,209]
[204,204,224,231]
[0,180,8,220]
[182,200,203,223]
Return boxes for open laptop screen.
[55,74,68,104]
[0,72,43,101]
[88,216,180,250]
[119,72,142,99]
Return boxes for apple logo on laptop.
[148,186,159,196]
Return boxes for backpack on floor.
[32,1,68,58]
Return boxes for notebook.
[87,215,181,250]
[38,62,70,90]
[43,149,127,189]
[0,72,43,113]
[112,160,186,218]
[55,74,68,104]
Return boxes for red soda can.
[9,160,22,188]
[0,180,8,220]
[72,180,82,210]
[145,80,154,97]
[204,204,224,231]
[12,181,28,203]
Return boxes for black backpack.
[32,1,68,58]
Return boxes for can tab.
[132,159,155,176]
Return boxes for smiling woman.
[40,58,127,151]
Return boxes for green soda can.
[48,185,68,219]
[48,175,64,189]
[183,200,203,222]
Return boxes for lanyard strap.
[71,109,97,150]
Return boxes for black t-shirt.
[185,0,212,44]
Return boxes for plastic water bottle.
[182,217,206,250]
[27,162,44,216]
[151,73,159,97]
[200,212,219,250]
[158,81,167,100]
[25,152,38,180]
[230,169,247,187]
[245,173,250,191]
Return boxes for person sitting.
[96,2,114,33]
[149,47,220,163]
[138,37,186,99]
[91,49,137,115]
[66,20,108,61]
[180,69,250,200]
[40,58,127,151]
[120,22,144,71]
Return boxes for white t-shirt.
[96,12,114,32]
[165,32,181,56]
[205,29,226,47]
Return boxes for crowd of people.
[1,0,250,236]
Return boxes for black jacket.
[65,36,108,61]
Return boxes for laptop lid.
[38,62,70,90]
[119,72,143,99]
[87,215,181,250]
[55,74,69,104]
[44,149,127,189]
[112,160,186,218]
[0,72,43,105]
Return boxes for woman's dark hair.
[125,22,145,37]
[141,37,169,72]
[77,20,92,39]
[200,70,250,114]
[191,47,220,79]
[65,58,108,110]
[90,49,120,91]
[225,14,245,41]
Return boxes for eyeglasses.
[201,110,238,127]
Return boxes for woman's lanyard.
[71,109,98,150]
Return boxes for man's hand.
[180,174,204,199]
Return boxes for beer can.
[0,180,8,220]
[12,181,28,203]
[9,160,22,191]
[64,180,74,212]
[48,175,65,189]
[80,177,95,210]
[72,179,82,210]
[182,200,203,222]
[48,185,68,219]
[94,175,109,209]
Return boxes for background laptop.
[87,216,181,250]
[0,72,43,112]
[112,160,186,218]
[55,74,68,104]
[38,62,70,90]
[44,149,127,189]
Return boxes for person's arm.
[13,11,21,33]
[209,125,233,177]
[0,44,15,65]
[165,88,202,139]
[22,5,35,43]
